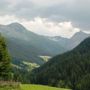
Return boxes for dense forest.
[31,37,90,90]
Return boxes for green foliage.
[0,34,11,80]
[12,61,40,83]
[76,74,90,90]
[31,37,90,90]
[13,68,31,83]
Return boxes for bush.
[0,81,21,90]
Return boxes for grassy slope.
[21,84,70,90]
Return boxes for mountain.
[67,31,90,49]
[0,23,66,67]
[32,37,90,90]
[49,31,90,50]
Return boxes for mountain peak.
[7,22,27,32]
[8,22,23,27]
[71,30,90,39]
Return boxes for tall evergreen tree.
[0,34,11,80]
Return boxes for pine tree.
[0,34,11,80]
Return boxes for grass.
[21,84,70,90]
[22,61,40,71]
[39,55,51,62]
[0,83,70,90]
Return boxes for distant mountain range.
[0,23,89,68]
[0,23,65,67]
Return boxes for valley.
[0,23,90,90]
[0,0,90,90]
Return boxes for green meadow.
[21,84,70,90]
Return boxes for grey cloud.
[0,0,90,30]
[0,0,10,15]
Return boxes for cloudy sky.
[0,0,90,38]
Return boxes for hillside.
[32,37,90,90]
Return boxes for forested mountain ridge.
[31,37,90,90]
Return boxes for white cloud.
[0,15,80,38]
[31,0,74,7]
[0,15,20,25]
[83,31,90,34]
[21,17,80,38]
[0,0,90,31]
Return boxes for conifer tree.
[0,34,11,80]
